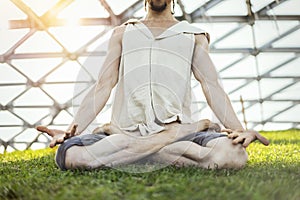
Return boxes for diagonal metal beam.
[75,27,111,55]
[228,80,253,95]
[236,81,298,115]
[98,0,114,16]
[11,0,48,30]
[41,0,74,19]
[227,72,299,118]
[265,81,299,100]
[6,62,33,83]
[119,0,144,23]
[3,29,36,59]
[98,0,119,25]
[210,23,300,54]
[260,56,299,77]
[10,0,69,52]
[218,54,249,73]
[190,0,223,20]
[177,0,191,22]
[73,27,112,82]
[35,58,68,85]
[260,24,300,51]
[210,24,247,48]
[257,0,289,15]
[262,103,296,123]
[40,0,75,29]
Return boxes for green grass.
[1,130,299,200]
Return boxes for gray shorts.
[55,131,226,170]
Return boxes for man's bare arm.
[191,34,269,147]
[69,26,125,134]
[70,26,124,135]
[192,34,243,130]
[37,26,125,146]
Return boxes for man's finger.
[70,124,78,136]
[232,135,245,145]
[49,140,57,148]
[64,132,71,139]
[228,131,240,139]
[255,132,270,146]
[56,138,64,144]
[36,126,54,137]
[242,137,252,148]
[221,128,232,133]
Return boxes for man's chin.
[150,2,167,12]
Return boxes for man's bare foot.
[36,124,78,148]
[92,123,125,135]
[164,119,211,136]
[207,123,221,132]
[221,128,233,133]
[202,122,233,133]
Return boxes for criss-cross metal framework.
[0,0,299,152]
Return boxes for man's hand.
[36,124,78,148]
[228,130,270,148]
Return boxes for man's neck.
[144,8,176,23]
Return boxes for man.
[37,0,269,170]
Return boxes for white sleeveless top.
[111,19,209,136]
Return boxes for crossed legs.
[62,120,248,170]
[146,138,248,169]
[63,120,209,169]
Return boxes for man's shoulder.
[110,24,127,45]
[194,34,209,50]
[112,24,126,35]
[112,18,140,36]
[178,21,210,44]
[123,18,140,25]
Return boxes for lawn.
[0,130,299,200]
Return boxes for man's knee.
[223,145,248,169]
[63,146,92,169]
[211,138,248,169]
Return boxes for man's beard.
[149,1,167,12]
